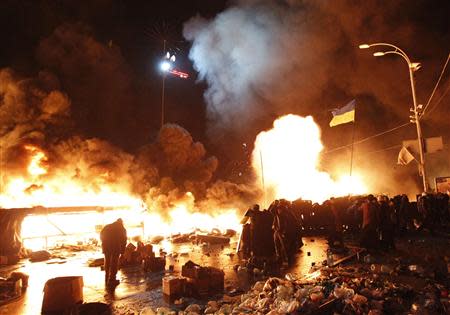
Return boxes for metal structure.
[159,41,189,128]
[359,43,428,192]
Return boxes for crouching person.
[100,218,127,286]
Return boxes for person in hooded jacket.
[100,218,127,286]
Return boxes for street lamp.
[160,51,176,128]
[359,42,428,192]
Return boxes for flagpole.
[260,150,266,208]
[349,103,356,177]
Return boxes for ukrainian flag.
[329,99,356,127]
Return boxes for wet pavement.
[0,237,331,315]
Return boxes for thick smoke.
[0,68,136,202]
[36,23,145,149]
[184,0,450,193]
[0,68,257,212]
[183,4,285,132]
[0,68,70,177]
[184,0,448,132]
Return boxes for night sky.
[1,0,449,191]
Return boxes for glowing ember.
[252,114,368,203]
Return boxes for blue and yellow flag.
[329,99,356,127]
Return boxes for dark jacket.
[100,221,127,254]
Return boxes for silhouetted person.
[272,204,288,266]
[327,198,344,248]
[360,195,379,249]
[378,196,396,250]
[100,218,127,286]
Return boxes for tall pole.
[0,144,3,195]
[161,40,166,129]
[408,66,428,192]
[349,103,356,177]
[259,150,266,208]
[161,76,165,128]
[349,122,355,177]
[359,43,428,192]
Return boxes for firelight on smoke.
[1,144,241,251]
[24,145,48,177]
[252,114,368,203]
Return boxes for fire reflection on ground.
[0,238,330,314]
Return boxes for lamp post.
[159,43,178,129]
[359,42,428,192]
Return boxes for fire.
[143,204,240,237]
[21,204,240,251]
[1,144,240,251]
[24,145,48,176]
[252,114,368,203]
[1,144,142,209]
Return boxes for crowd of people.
[238,192,450,266]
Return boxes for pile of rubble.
[87,241,167,272]
[144,257,449,315]
[162,261,225,300]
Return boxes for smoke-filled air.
[1,0,449,221]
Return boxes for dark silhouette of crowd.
[238,192,449,265]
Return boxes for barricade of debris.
[87,241,167,272]
[162,260,224,301]
[146,255,449,315]
[170,229,235,245]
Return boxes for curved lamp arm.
[360,43,411,64]
[373,50,410,66]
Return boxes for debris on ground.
[162,261,225,301]
[87,257,104,267]
[154,254,450,315]
[194,234,230,245]
[0,272,28,306]
[29,250,51,262]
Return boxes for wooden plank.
[330,248,365,267]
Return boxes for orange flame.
[24,145,48,176]
[252,114,368,203]
[0,145,241,251]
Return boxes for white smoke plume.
[183,0,450,194]
[183,1,288,134]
